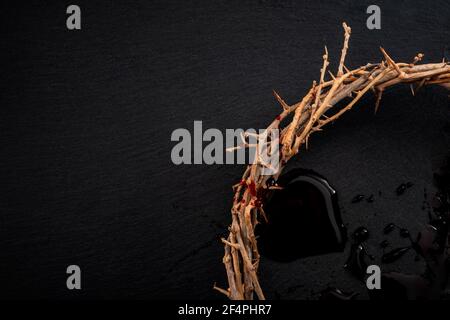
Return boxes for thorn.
[272,90,289,111]
[410,84,415,96]
[213,284,230,297]
[258,207,268,223]
[244,131,260,138]
[374,89,383,114]
[380,47,405,77]
[268,185,283,190]
[240,131,246,145]
[415,77,427,93]
[328,70,336,80]
[343,65,351,73]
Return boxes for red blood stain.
[248,181,257,197]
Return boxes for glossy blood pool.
[256,169,346,262]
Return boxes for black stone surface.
[1,0,449,299]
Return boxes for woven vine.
[213,23,450,300]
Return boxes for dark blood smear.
[352,226,369,243]
[381,247,410,263]
[396,182,413,196]
[380,239,389,249]
[351,194,365,203]
[399,228,410,238]
[319,287,358,300]
[256,169,346,262]
[344,227,373,280]
[383,223,396,234]
[369,275,409,300]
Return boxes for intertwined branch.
[214,23,450,300]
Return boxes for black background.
[1,0,449,299]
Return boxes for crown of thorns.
[213,23,450,300]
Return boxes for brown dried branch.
[338,22,351,76]
[216,22,450,300]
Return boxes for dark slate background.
[1,0,449,299]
